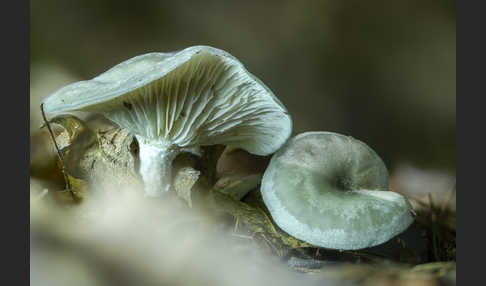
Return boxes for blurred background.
[30,0,456,200]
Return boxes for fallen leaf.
[173,167,200,208]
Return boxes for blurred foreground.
[30,176,455,286]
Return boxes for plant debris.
[30,122,456,286]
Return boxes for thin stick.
[40,103,75,200]
[233,216,240,233]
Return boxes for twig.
[233,216,240,233]
[230,233,253,240]
[259,233,281,255]
[40,104,75,200]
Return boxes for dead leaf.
[214,174,262,200]
[173,167,200,208]
[53,174,88,204]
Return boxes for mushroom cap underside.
[41,46,292,155]
[261,132,414,250]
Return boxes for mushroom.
[261,131,414,250]
[42,46,292,197]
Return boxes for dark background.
[30,0,456,176]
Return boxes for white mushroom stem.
[136,136,180,197]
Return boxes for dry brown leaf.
[53,174,88,204]
[173,167,200,208]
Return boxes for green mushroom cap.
[261,131,414,250]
